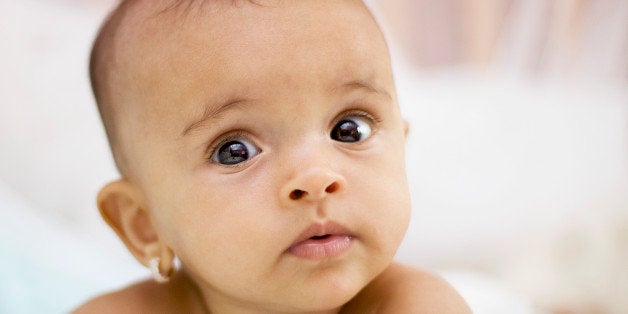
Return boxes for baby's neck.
[178,271,345,314]
[154,271,208,314]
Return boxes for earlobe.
[97,180,164,267]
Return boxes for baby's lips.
[288,221,354,248]
[287,235,353,259]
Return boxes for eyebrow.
[181,80,391,137]
[333,79,392,101]
[181,98,248,136]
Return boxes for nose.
[280,166,347,205]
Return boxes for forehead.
[112,0,392,132]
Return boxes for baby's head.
[91,0,411,311]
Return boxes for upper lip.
[289,221,353,247]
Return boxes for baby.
[75,0,470,313]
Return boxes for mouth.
[286,221,354,260]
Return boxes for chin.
[287,266,368,312]
[288,294,353,314]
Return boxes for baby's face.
[113,0,411,311]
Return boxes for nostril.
[290,189,307,200]
[325,182,339,194]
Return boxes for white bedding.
[0,182,144,313]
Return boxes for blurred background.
[0,0,626,313]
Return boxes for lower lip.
[287,235,353,259]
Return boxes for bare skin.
[75,264,470,313]
[76,0,472,313]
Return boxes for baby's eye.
[212,138,260,165]
[330,116,372,143]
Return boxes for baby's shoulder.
[73,272,206,313]
[345,263,472,313]
[72,279,163,314]
[379,263,472,313]
[71,277,194,314]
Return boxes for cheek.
[353,133,411,247]
[170,182,266,245]
[155,171,284,280]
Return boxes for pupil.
[218,141,249,165]
[334,120,361,142]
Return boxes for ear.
[403,119,410,139]
[97,180,173,271]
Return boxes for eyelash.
[333,109,382,131]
